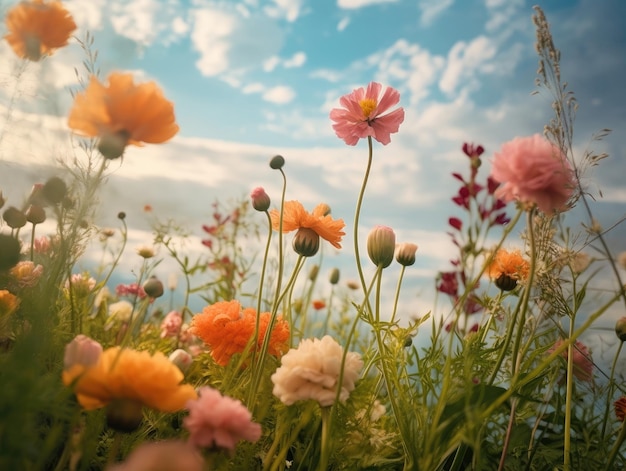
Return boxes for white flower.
[108,300,133,322]
[271,335,363,407]
[617,251,626,270]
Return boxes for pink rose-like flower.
[64,335,103,370]
[106,440,203,471]
[330,82,404,146]
[550,339,594,382]
[160,311,183,338]
[271,335,363,407]
[184,387,262,451]
[490,134,575,214]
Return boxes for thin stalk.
[353,136,374,298]
[601,341,624,440]
[318,407,331,471]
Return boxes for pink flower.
[330,82,404,146]
[184,387,262,451]
[490,134,575,214]
[106,440,203,471]
[550,339,594,382]
[63,335,102,370]
[160,311,183,339]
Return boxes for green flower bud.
[367,225,396,268]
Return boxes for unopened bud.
[169,349,193,374]
[3,206,27,229]
[367,225,396,268]
[143,276,164,298]
[308,264,319,281]
[42,177,68,205]
[63,334,103,370]
[293,227,319,257]
[395,242,418,267]
[250,187,271,212]
[269,155,285,170]
[329,268,340,285]
[25,205,46,225]
[616,317,626,342]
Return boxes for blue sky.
[1,0,626,363]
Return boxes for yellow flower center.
[359,98,377,119]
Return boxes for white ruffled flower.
[108,300,133,322]
[271,335,363,407]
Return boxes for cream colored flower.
[108,300,133,322]
[617,251,626,270]
[271,335,363,407]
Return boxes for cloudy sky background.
[1,0,625,368]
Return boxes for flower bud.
[136,245,155,259]
[329,268,340,285]
[168,273,178,291]
[269,155,285,170]
[63,334,103,370]
[98,131,129,160]
[367,225,396,268]
[2,206,27,229]
[143,276,164,298]
[42,177,68,205]
[495,274,518,291]
[308,264,319,281]
[395,242,418,267]
[617,252,626,271]
[118,212,126,220]
[250,187,271,212]
[293,227,319,257]
[169,349,193,374]
[25,205,46,225]
[616,317,626,342]
[0,191,6,209]
[0,234,21,271]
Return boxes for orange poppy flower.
[67,72,179,159]
[486,249,530,286]
[190,300,290,366]
[269,201,345,249]
[4,0,76,61]
[312,300,326,310]
[62,346,197,412]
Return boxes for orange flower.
[0,290,19,317]
[615,396,626,422]
[312,300,326,310]
[62,346,197,412]
[68,72,179,159]
[486,249,530,290]
[4,0,76,61]
[269,201,345,249]
[190,300,290,366]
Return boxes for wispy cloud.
[418,0,454,26]
[337,0,397,10]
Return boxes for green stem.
[601,341,624,441]
[606,419,626,470]
[318,407,331,471]
[390,265,405,325]
[353,136,374,299]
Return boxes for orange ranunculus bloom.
[486,249,530,281]
[190,300,290,367]
[67,72,179,158]
[0,290,19,317]
[269,201,345,249]
[4,0,76,61]
[62,347,197,412]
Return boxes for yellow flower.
[4,0,76,61]
[269,201,345,249]
[62,346,197,412]
[68,73,179,159]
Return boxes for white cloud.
[337,0,397,9]
[263,56,281,72]
[418,0,454,26]
[191,8,237,77]
[439,36,497,95]
[262,86,296,104]
[310,69,343,83]
[109,0,187,46]
[65,0,107,31]
[242,82,265,94]
[484,0,524,32]
[172,17,189,35]
[284,52,306,68]
[337,17,350,31]
[264,0,304,22]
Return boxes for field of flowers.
[1,2,625,470]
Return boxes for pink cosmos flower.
[490,134,575,214]
[106,440,203,471]
[330,82,404,146]
[184,387,262,451]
